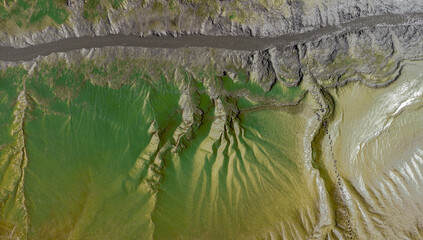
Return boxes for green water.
[0,59,313,239]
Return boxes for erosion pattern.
[1,2,423,240]
[2,0,423,47]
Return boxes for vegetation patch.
[0,0,68,30]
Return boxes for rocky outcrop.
[2,18,423,240]
[2,0,423,47]
[2,23,423,89]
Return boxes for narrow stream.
[1,13,423,61]
[312,90,354,239]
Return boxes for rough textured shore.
[1,21,423,239]
[1,0,423,47]
[3,23,423,89]
[1,1,423,239]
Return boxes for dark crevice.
[309,87,355,239]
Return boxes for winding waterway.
[0,13,423,61]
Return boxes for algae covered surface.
[2,0,423,238]
[1,41,423,239]
[0,53,315,239]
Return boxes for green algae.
[0,0,68,30]
[0,66,30,239]
[0,67,26,146]
[28,0,68,26]
[24,61,159,239]
[217,66,305,110]
[25,83,155,239]
[0,56,313,239]
[151,103,317,239]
